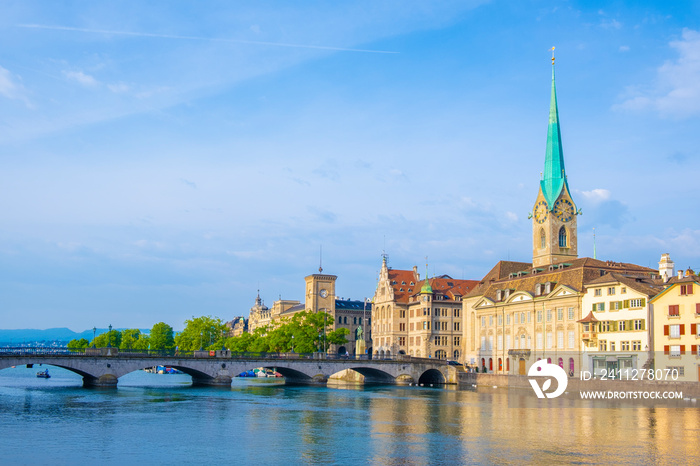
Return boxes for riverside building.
[462,57,659,375]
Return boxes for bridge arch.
[418,369,446,385]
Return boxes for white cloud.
[505,211,518,222]
[600,18,622,30]
[615,29,700,118]
[578,188,611,203]
[0,65,27,102]
[63,70,99,87]
[619,45,630,52]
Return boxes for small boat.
[36,369,50,379]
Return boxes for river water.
[1,366,699,465]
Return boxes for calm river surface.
[1,366,699,465]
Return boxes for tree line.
[67,311,349,353]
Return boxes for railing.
[0,347,441,364]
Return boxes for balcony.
[508,349,531,358]
[581,331,598,342]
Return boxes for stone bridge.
[0,351,457,387]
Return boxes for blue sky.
[1,1,699,331]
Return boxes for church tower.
[532,53,579,268]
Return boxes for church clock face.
[553,198,575,222]
[533,200,548,224]
[320,289,328,298]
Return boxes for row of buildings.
[228,59,700,381]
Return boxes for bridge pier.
[192,375,233,387]
[84,374,118,388]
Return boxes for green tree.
[149,322,175,351]
[67,338,89,352]
[93,329,122,348]
[120,329,142,350]
[174,316,227,351]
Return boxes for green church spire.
[420,260,432,294]
[540,50,571,209]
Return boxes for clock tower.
[305,267,337,314]
[532,56,579,268]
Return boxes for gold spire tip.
[550,46,555,65]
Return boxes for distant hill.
[0,328,149,345]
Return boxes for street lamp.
[291,335,295,353]
[199,331,203,351]
[92,327,96,348]
[107,324,112,348]
[318,332,322,353]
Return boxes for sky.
[1,1,699,331]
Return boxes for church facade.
[462,60,659,375]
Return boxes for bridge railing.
[0,347,447,364]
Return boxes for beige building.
[579,272,662,375]
[245,268,371,355]
[372,257,478,359]
[462,60,659,375]
[650,267,700,381]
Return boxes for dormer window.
[410,282,414,286]
[401,281,406,285]
[544,282,552,294]
[496,290,503,301]
[535,283,542,296]
[504,289,511,299]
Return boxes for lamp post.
[92,327,96,348]
[318,332,322,353]
[291,334,295,353]
[107,324,112,348]
[199,332,203,351]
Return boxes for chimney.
[678,270,683,279]
[413,265,419,280]
[659,253,675,283]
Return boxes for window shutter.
[628,320,634,331]
[623,299,630,308]
[680,324,686,336]
[692,323,697,335]
[640,298,646,307]
[693,345,698,355]
[664,325,669,336]
[689,283,694,295]
[612,321,618,332]
[592,303,595,312]
[681,345,686,355]
[664,345,670,355]
[641,320,646,331]
[697,303,700,315]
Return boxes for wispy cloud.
[63,70,98,87]
[578,188,611,203]
[0,65,29,104]
[17,24,399,54]
[614,28,700,118]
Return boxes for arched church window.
[559,226,567,248]
[540,229,546,249]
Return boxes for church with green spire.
[531,56,579,268]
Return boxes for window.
[520,313,525,324]
[594,303,605,312]
[621,287,627,294]
[600,322,610,332]
[696,303,700,315]
[498,315,503,326]
[546,332,552,349]
[497,335,503,350]
[488,336,493,350]
[608,287,616,296]
[528,312,532,323]
[599,340,607,351]
[611,301,621,310]
[398,337,406,346]
[481,316,486,327]
[506,315,511,325]
[667,365,685,376]
[454,309,460,318]
[568,331,575,348]
[505,335,511,349]
[540,229,546,249]
[670,346,681,357]
[399,323,406,331]
[454,336,460,346]
[557,331,564,348]
[634,320,643,330]
[536,332,543,349]
[568,307,574,320]
[632,341,641,351]
[681,284,694,295]
[557,308,564,321]
[594,289,602,297]
[669,305,680,316]
[537,311,542,323]
[610,342,616,351]
[558,226,567,247]
[489,316,494,326]
[454,322,460,331]
[670,325,681,338]
[621,341,630,351]
[619,321,626,331]
[434,336,440,346]
[480,336,486,350]
[630,298,643,308]
[410,323,414,331]
[547,310,552,322]
[521,334,526,348]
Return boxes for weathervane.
[550,46,555,65]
